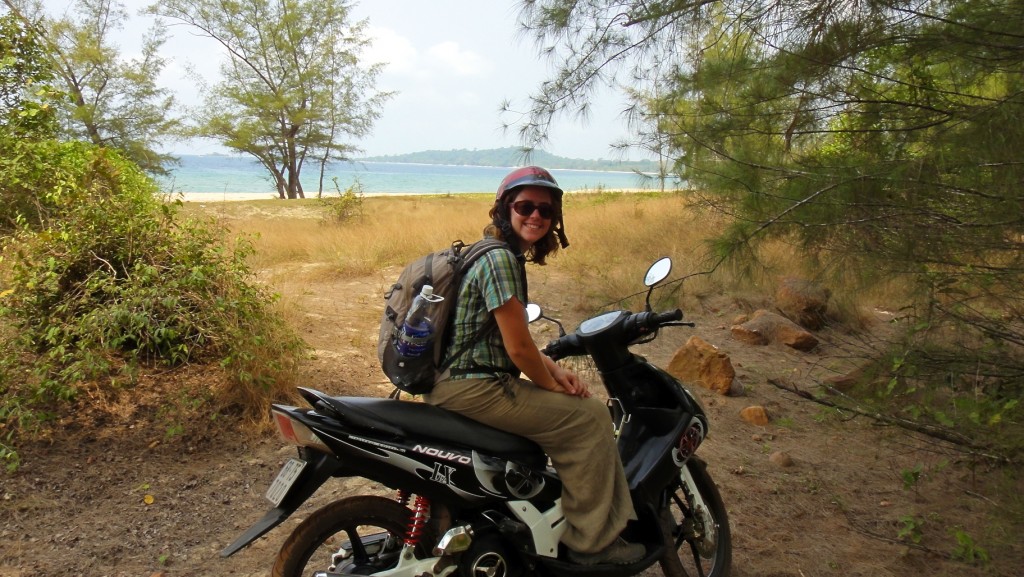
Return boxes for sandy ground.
[1,202,1020,577]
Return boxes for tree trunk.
[286,165,299,199]
[317,157,327,198]
[284,133,302,199]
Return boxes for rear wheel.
[272,495,432,577]
[457,532,526,577]
[663,458,732,577]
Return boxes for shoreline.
[171,188,661,203]
[170,191,455,203]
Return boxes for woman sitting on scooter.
[425,166,645,566]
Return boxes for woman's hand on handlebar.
[556,368,591,398]
[544,355,591,398]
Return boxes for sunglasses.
[510,200,556,220]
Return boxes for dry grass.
[180,192,889,322]
[556,193,724,310]
[184,195,494,278]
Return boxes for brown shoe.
[567,537,645,565]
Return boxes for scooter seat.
[316,395,547,468]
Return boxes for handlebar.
[648,309,685,326]
[541,333,584,361]
[542,309,687,361]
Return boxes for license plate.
[265,458,307,507]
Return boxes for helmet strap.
[555,219,570,249]
[495,215,524,257]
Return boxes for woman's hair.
[485,191,561,265]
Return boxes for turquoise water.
[159,155,665,195]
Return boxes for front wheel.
[662,457,732,577]
[272,495,431,577]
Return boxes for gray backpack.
[378,238,508,396]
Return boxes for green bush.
[0,138,94,231]
[318,177,365,223]
[0,142,304,470]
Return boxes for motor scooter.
[222,257,732,577]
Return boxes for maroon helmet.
[496,166,563,203]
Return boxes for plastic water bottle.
[395,285,444,357]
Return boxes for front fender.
[220,449,342,557]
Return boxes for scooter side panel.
[299,410,562,507]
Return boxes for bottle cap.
[419,284,444,303]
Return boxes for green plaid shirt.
[444,247,526,379]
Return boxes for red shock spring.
[404,494,430,547]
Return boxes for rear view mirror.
[644,257,672,287]
[526,303,543,323]
[526,303,566,336]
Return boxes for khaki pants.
[426,377,636,553]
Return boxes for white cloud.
[363,26,418,75]
[364,29,491,83]
[425,41,491,77]
[453,90,483,106]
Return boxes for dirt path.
[1,264,1018,577]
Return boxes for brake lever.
[664,322,696,328]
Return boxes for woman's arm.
[542,354,590,398]
[493,296,588,397]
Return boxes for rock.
[769,451,795,467]
[729,378,745,396]
[740,405,770,426]
[667,336,736,395]
[776,277,831,330]
[823,361,886,393]
[776,324,819,352]
[730,321,770,346]
[730,310,818,351]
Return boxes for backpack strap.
[437,238,514,373]
[454,237,509,272]
[439,316,497,371]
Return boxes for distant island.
[358,147,661,173]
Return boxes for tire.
[272,495,432,577]
[663,458,732,577]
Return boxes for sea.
[158,155,666,196]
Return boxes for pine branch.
[766,378,1013,465]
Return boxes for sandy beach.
[172,188,648,203]
[174,191,287,203]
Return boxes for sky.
[40,0,642,160]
